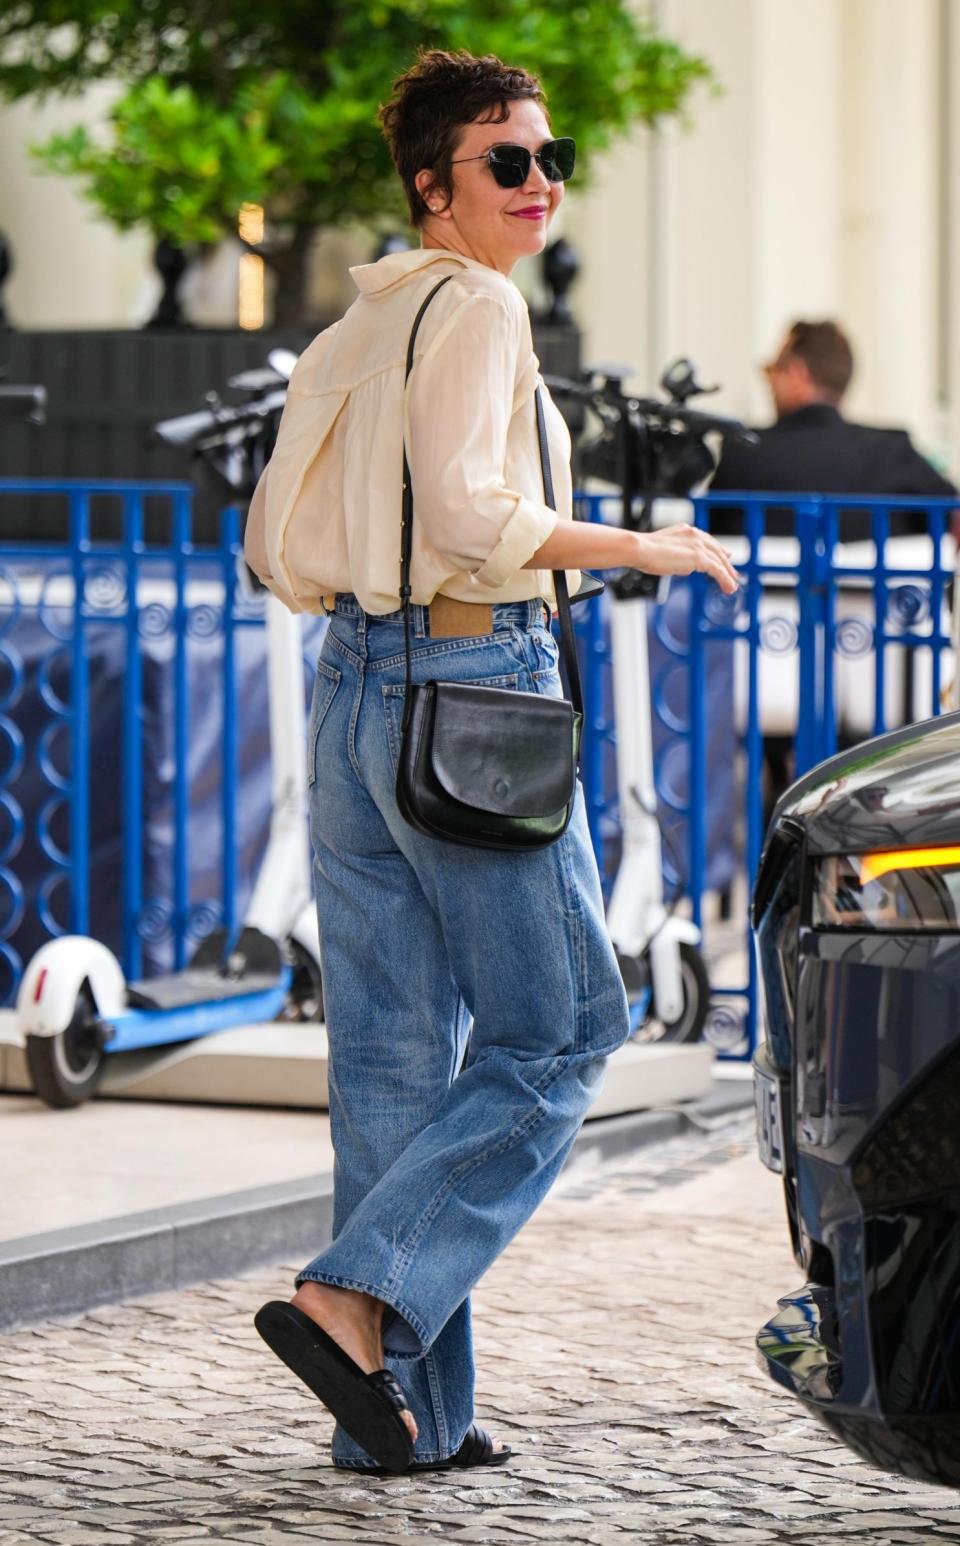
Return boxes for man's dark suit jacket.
[708,402,956,539]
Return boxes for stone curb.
[0,1080,753,1333]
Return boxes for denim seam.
[384,1051,574,1304]
[346,625,366,781]
[556,820,588,1052]
[292,1269,431,1353]
[306,666,342,789]
[365,634,513,672]
[325,631,364,669]
[423,1346,450,1456]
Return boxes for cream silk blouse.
[244,246,580,615]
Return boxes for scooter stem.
[245,594,312,934]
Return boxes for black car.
[752,710,960,1486]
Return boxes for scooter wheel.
[651,941,710,1044]
[277,939,324,1023]
[25,985,105,1109]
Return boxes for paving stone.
[4,1118,960,1541]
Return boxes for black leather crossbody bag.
[395,274,586,852]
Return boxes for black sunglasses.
[450,137,576,189]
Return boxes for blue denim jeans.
[297,591,631,1468]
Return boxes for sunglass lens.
[540,138,576,182]
[487,146,528,188]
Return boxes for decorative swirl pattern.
[36,796,70,867]
[135,900,175,944]
[0,565,23,638]
[0,869,24,937]
[37,724,70,794]
[37,871,69,939]
[887,582,929,628]
[703,1002,746,1052]
[38,568,76,643]
[0,640,24,713]
[36,647,71,717]
[139,602,173,639]
[84,564,127,613]
[0,940,21,1006]
[0,718,25,785]
[187,603,224,640]
[704,585,744,626]
[760,616,798,655]
[834,617,874,658]
[186,901,222,940]
[0,790,24,866]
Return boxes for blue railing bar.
[688,499,709,937]
[871,507,891,737]
[122,491,145,979]
[794,500,823,776]
[929,511,947,716]
[0,542,219,563]
[821,505,839,759]
[173,491,192,970]
[0,478,193,495]
[702,489,957,511]
[221,507,240,942]
[821,567,953,586]
[864,633,953,650]
[744,504,764,1053]
[68,488,90,938]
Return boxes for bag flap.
[428,682,575,818]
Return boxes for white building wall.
[0,87,155,328]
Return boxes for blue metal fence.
[2,481,956,1066]
[0,479,317,1006]
[576,490,955,1059]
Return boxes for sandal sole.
[254,1300,414,1472]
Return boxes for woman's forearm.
[522,518,642,571]
[523,516,741,594]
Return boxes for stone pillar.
[837,0,943,446]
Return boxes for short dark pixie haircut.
[378,48,548,227]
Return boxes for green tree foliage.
[0,1,713,319]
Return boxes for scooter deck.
[126,925,287,1012]
[126,967,285,1012]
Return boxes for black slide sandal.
[349,1420,513,1477]
[406,1421,513,1474]
[254,1300,415,1472]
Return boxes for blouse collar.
[349,245,502,296]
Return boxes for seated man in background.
[709,319,957,817]
[709,319,956,539]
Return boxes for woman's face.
[416,98,564,275]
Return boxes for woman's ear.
[415,171,436,207]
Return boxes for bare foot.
[291,1281,418,1447]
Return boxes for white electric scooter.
[605,572,708,1040]
[547,359,757,1043]
[18,357,324,1107]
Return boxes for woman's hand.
[631,526,741,595]
[524,517,741,594]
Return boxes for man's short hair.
[783,320,854,401]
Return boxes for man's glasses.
[450,137,576,189]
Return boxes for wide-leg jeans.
[297,591,631,1468]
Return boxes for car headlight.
[813,847,960,931]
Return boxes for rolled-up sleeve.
[404,292,559,587]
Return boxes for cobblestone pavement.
[5,1115,960,1544]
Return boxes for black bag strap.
[400,275,584,725]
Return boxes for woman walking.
[248,47,738,1474]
